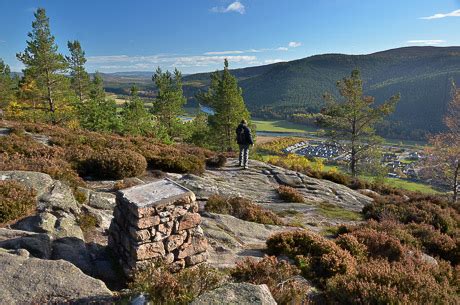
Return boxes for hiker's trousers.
[239,144,250,166]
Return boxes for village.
[283,139,423,180]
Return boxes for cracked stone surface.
[174,159,372,211]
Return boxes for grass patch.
[317,202,362,221]
[253,119,317,133]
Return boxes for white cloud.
[87,53,257,70]
[407,39,446,45]
[211,1,245,14]
[288,41,302,48]
[264,59,285,64]
[420,9,460,20]
[204,50,245,55]
[277,47,289,51]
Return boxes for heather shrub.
[0,180,37,223]
[0,133,84,187]
[277,185,305,203]
[129,263,225,305]
[77,212,98,233]
[79,149,147,180]
[325,258,459,305]
[205,195,283,225]
[350,228,405,262]
[407,223,459,264]
[231,256,311,304]
[205,154,227,168]
[147,155,205,175]
[335,234,368,261]
[267,231,356,282]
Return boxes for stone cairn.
[108,178,208,276]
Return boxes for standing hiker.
[236,119,254,169]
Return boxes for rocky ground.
[0,158,373,304]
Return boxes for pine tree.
[89,72,106,101]
[198,59,250,151]
[152,67,186,138]
[16,8,71,123]
[78,73,121,132]
[0,59,16,109]
[121,86,154,136]
[66,40,90,103]
[322,70,400,176]
[423,83,460,202]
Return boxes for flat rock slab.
[119,178,195,208]
[175,159,372,212]
[0,228,52,259]
[202,213,296,268]
[191,283,277,305]
[0,250,112,305]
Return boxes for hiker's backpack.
[236,126,246,144]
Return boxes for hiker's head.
[241,119,247,125]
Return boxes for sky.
[0,0,459,74]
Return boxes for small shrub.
[205,195,283,225]
[80,149,147,180]
[205,154,227,168]
[77,212,98,233]
[277,186,305,203]
[231,256,310,305]
[335,234,368,261]
[325,258,458,305]
[0,180,37,224]
[130,263,225,305]
[350,228,405,262]
[267,231,356,283]
[73,189,87,204]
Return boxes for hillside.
[102,46,460,138]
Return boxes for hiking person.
[236,119,254,169]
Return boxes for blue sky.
[0,0,459,73]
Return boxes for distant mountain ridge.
[101,46,460,138]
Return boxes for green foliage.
[205,194,283,225]
[0,59,16,109]
[266,231,356,283]
[0,180,37,224]
[197,59,250,151]
[152,68,186,138]
[322,69,399,176]
[231,256,311,305]
[66,40,90,103]
[16,8,75,123]
[121,86,156,136]
[129,263,225,305]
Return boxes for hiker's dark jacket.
[236,123,254,145]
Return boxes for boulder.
[0,170,53,197]
[190,283,277,305]
[12,212,84,240]
[38,181,81,214]
[51,237,93,275]
[0,250,112,304]
[0,228,52,259]
[88,192,116,210]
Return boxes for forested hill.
[103,46,460,138]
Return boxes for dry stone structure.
[108,178,207,276]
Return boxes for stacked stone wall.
[108,179,207,276]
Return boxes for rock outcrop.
[0,249,112,305]
[174,159,372,211]
[190,283,277,305]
